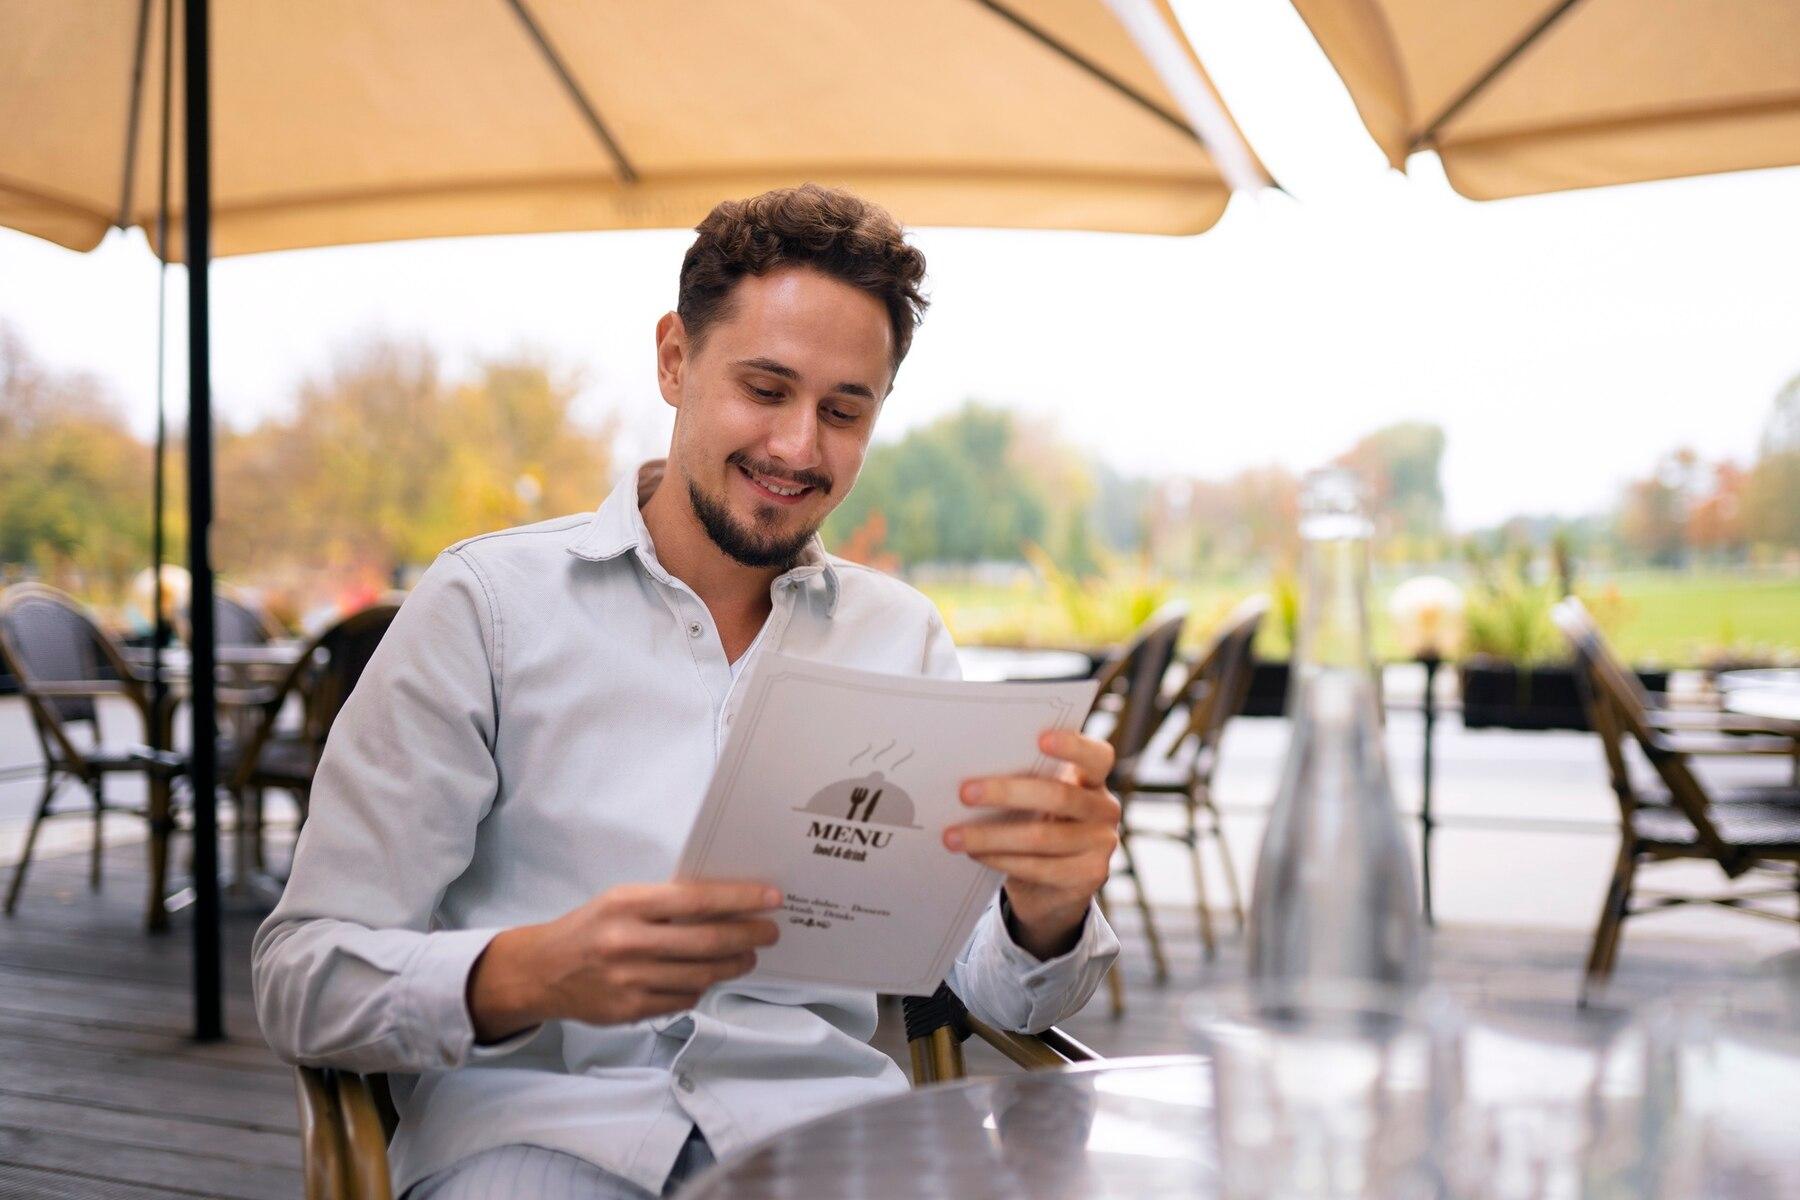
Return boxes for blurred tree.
[213,337,614,591]
[1685,461,1748,559]
[0,324,155,605]
[1743,374,1800,551]
[825,403,1048,566]
[1616,448,1698,567]
[1335,421,1447,554]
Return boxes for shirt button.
[686,621,702,638]
[676,1072,696,1093]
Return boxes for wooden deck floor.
[0,825,1790,1198]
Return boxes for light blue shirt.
[252,463,1118,1196]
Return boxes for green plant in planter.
[1023,543,1170,648]
[1462,577,1563,666]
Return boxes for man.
[253,185,1120,1200]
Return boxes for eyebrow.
[733,357,877,401]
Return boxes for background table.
[674,1057,1216,1200]
[1717,668,1800,725]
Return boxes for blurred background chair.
[222,603,401,874]
[0,583,184,928]
[1115,595,1268,960]
[1555,598,1800,1003]
[177,588,287,651]
[1083,601,1187,1014]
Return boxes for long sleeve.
[920,609,1120,1033]
[949,894,1118,1033]
[251,550,534,1073]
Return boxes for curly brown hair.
[678,184,929,379]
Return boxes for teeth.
[746,468,805,497]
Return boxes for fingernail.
[962,782,984,804]
[943,828,964,851]
[763,889,783,907]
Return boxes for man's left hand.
[944,730,1120,961]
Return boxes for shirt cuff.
[399,927,543,1068]
[994,893,1104,981]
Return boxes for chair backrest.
[177,590,281,648]
[0,584,135,735]
[1165,595,1270,759]
[1085,602,1188,767]
[1552,597,1732,865]
[296,604,402,752]
[216,592,279,647]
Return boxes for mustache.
[728,451,832,496]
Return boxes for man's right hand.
[467,882,782,1043]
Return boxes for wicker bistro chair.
[1114,596,1268,961]
[1079,602,1188,1014]
[0,584,185,928]
[1552,599,1800,1004]
[290,985,1098,1200]
[177,589,286,651]
[221,603,400,868]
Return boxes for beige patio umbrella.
[1,0,1268,259]
[0,0,1267,1042]
[1289,0,1800,199]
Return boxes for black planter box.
[1240,659,1291,718]
[1459,660,1668,732]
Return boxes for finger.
[1038,729,1114,788]
[614,918,780,961]
[959,776,1112,822]
[948,819,1114,859]
[968,852,1109,889]
[624,952,759,993]
[608,882,783,920]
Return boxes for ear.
[654,312,687,409]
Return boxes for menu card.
[676,652,1097,996]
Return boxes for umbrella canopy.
[1289,0,1800,199]
[1,0,1267,258]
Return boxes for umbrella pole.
[150,0,173,747]
[183,0,223,1043]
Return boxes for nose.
[765,400,822,472]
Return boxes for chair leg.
[1581,841,1637,1006]
[145,775,173,933]
[250,786,267,874]
[89,779,105,891]
[5,772,58,916]
[1117,830,1169,985]
[1096,891,1126,1018]
[1184,795,1217,961]
[1206,796,1247,934]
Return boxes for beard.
[687,459,826,570]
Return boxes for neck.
[639,462,782,621]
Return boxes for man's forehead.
[707,269,892,395]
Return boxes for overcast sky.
[2,2,1796,530]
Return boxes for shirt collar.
[565,459,840,616]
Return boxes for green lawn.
[920,570,1800,668]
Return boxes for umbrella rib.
[117,0,154,228]
[971,0,1204,149]
[1411,0,1586,152]
[502,0,639,184]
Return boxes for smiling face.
[655,265,893,568]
